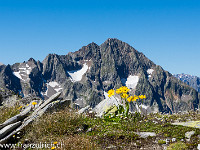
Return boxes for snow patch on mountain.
[13,72,22,80]
[13,63,32,81]
[48,81,59,87]
[147,69,154,74]
[121,75,139,89]
[67,63,89,82]
[147,69,154,78]
[41,81,62,97]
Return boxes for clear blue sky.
[0,0,200,76]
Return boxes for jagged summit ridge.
[0,38,199,113]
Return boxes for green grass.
[0,104,21,124]
[158,140,166,145]
[15,109,200,149]
[167,142,188,150]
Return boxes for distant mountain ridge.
[0,38,199,113]
[174,73,200,93]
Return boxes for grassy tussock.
[60,135,97,150]
[23,110,84,141]
[167,141,188,150]
[21,109,98,149]
[0,105,21,124]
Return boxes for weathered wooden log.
[31,92,61,116]
[22,102,56,127]
[0,121,21,139]
[0,99,43,130]
[46,99,71,113]
[0,124,22,144]
[0,92,62,144]
[0,101,60,144]
[0,105,32,130]
[23,92,61,122]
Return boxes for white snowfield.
[13,64,32,81]
[121,75,139,89]
[13,72,22,80]
[147,69,154,78]
[147,69,154,74]
[67,63,89,82]
[42,81,63,97]
[48,81,59,87]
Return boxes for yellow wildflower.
[121,86,130,93]
[32,102,37,105]
[51,147,56,150]
[139,95,147,99]
[108,89,115,98]
[17,106,22,110]
[116,88,123,94]
[127,96,133,103]
[121,93,129,99]
[132,95,139,102]
[116,86,130,94]
[53,142,58,145]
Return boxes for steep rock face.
[62,43,104,108]
[0,65,22,93]
[0,38,199,112]
[61,38,199,113]
[43,54,68,83]
[0,64,22,106]
[174,74,200,93]
[11,58,44,97]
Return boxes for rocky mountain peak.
[28,58,36,63]
[100,38,135,54]
[73,42,100,61]
[0,39,199,113]
[103,38,123,45]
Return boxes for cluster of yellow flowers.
[108,89,115,97]
[139,95,146,99]
[32,102,37,106]
[51,141,58,149]
[107,86,146,103]
[17,102,38,110]
[116,86,130,94]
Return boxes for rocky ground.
[2,104,200,150]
